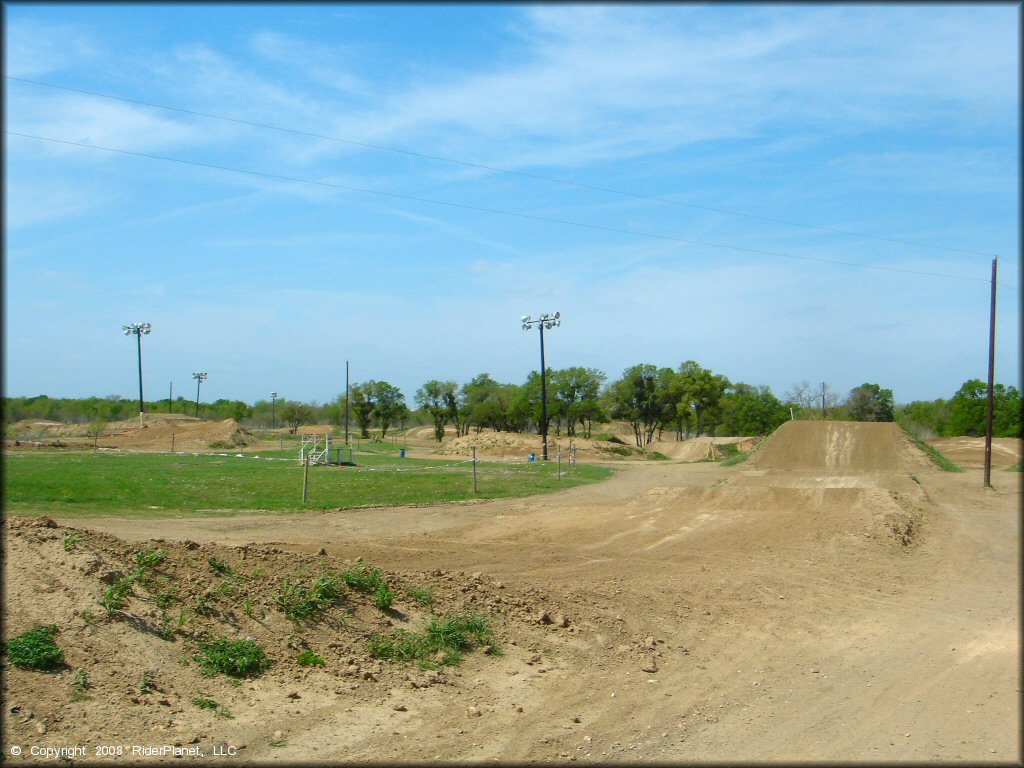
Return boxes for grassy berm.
[2,515,574,756]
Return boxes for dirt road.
[4,423,1020,762]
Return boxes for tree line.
[5,364,1019,441]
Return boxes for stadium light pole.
[122,322,151,427]
[193,372,208,418]
[521,312,561,461]
[270,392,278,429]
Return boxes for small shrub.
[4,625,65,670]
[373,584,395,611]
[154,589,176,610]
[195,638,270,678]
[296,649,326,667]
[721,449,751,467]
[70,669,91,701]
[62,532,82,552]
[406,586,435,606]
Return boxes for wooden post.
[984,257,998,488]
[473,447,478,493]
[557,450,562,479]
[171,432,175,453]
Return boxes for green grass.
[4,625,65,670]
[720,449,752,467]
[368,614,497,670]
[195,638,270,678]
[898,424,964,472]
[2,451,613,518]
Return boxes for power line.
[6,130,1013,288]
[5,75,1007,262]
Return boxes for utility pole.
[345,361,350,447]
[984,257,997,488]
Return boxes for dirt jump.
[2,421,1019,762]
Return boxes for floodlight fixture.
[192,371,208,418]
[122,322,152,417]
[520,311,562,461]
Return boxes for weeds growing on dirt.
[406,586,435,606]
[101,574,136,615]
[138,670,158,694]
[296,649,326,667]
[368,614,497,670]
[191,697,233,718]
[276,573,346,623]
[69,669,91,700]
[341,562,387,593]
[195,638,270,678]
[4,625,65,670]
[208,557,232,576]
[372,584,395,611]
[135,548,165,569]
[62,532,82,551]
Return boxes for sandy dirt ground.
[2,422,1020,763]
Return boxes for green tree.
[278,401,314,434]
[415,380,458,442]
[676,361,730,436]
[608,364,671,447]
[371,381,406,439]
[718,383,789,436]
[551,367,607,438]
[349,383,375,438]
[846,383,895,422]
[945,379,1022,437]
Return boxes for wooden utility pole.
[983,257,997,488]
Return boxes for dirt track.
[3,422,1020,762]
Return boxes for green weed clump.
[135,548,165,569]
[4,625,65,670]
[341,562,387,593]
[276,573,346,623]
[296,649,326,667]
[368,614,497,670]
[62,532,82,551]
[101,574,137,615]
[208,557,233,576]
[406,586,435,606]
[192,697,233,718]
[195,638,270,678]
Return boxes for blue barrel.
[528,453,536,462]
[399,449,405,458]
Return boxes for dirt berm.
[748,420,931,471]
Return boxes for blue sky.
[3,3,1020,408]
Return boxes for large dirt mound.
[748,421,931,472]
[438,431,650,460]
[113,418,256,452]
[1,516,571,759]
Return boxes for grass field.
[1,449,613,518]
